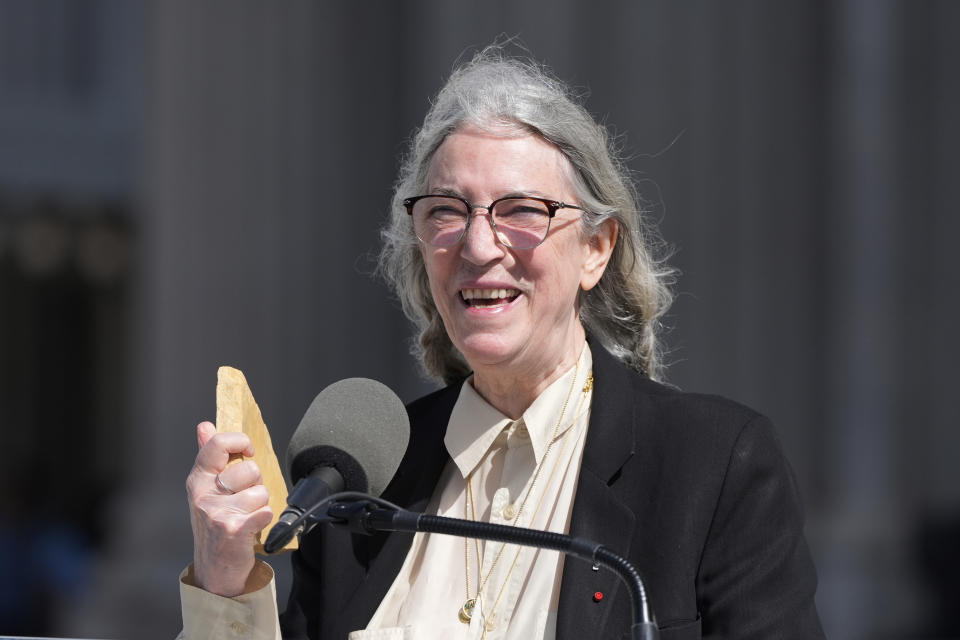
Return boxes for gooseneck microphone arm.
[320,496,659,640]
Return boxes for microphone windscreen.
[286,378,410,497]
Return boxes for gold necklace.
[460,475,483,622]
[458,363,593,625]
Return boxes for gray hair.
[379,49,675,384]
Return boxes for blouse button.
[502,502,517,520]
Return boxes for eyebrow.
[428,187,554,201]
[502,190,551,200]
[430,187,465,198]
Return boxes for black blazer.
[280,345,824,639]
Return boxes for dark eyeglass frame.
[402,194,585,249]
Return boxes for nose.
[460,208,505,265]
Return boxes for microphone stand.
[316,497,660,640]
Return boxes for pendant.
[459,598,476,623]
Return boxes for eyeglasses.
[403,194,584,250]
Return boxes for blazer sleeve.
[695,415,824,639]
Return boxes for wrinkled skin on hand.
[186,421,274,596]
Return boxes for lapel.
[557,343,640,639]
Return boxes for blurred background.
[0,1,957,638]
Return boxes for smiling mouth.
[460,288,521,308]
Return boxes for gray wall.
[0,2,956,639]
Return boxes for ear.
[580,218,618,291]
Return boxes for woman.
[181,51,823,639]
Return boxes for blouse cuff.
[178,561,280,640]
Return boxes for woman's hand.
[186,421,274,596]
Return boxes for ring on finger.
[215,472,236,495]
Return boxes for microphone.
[262,378,410,553]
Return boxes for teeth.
[461,288,520,300]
